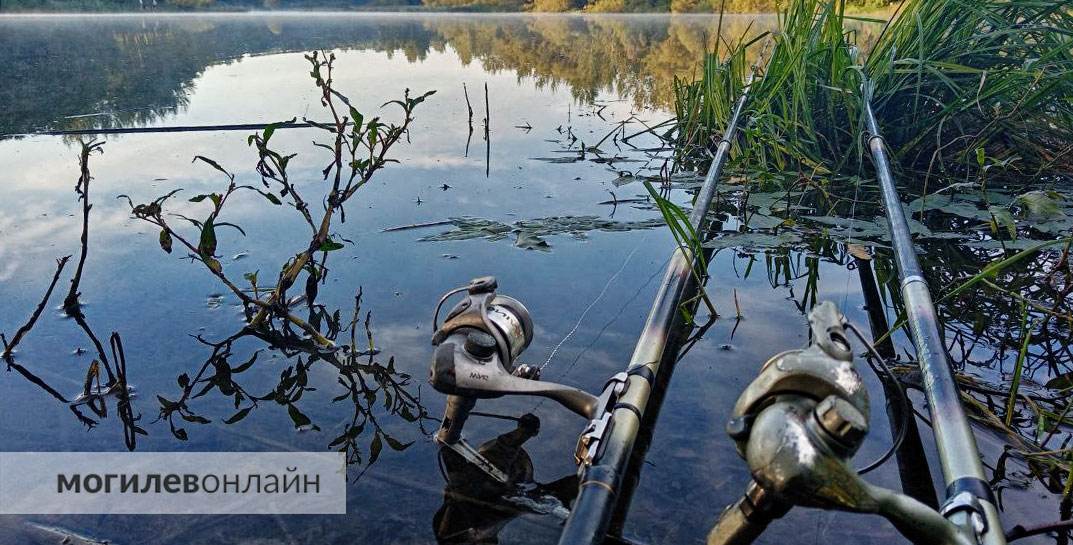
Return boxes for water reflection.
[434,414,579,544]
[0,13,1068,545]
[0,13,865,136]
[2,140,145,448]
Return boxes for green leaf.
[1016,190,1064,219]
[159,229,173,253]
[367,121,378,147]
[975,147,986,168]
[264,192,282,205]
[199,218,217,257]
[205,257,222,274]
[224,407,253,424]
[318,240,345,252]
[349,107,364,132]
[192,155,233,180]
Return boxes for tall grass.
[675,0,1073,180]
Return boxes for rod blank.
[556,70,756,545]
[862,82,1006,545]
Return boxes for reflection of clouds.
[357,322,432,376]
[401,155,472,169]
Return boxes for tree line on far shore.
[0,0,894,13]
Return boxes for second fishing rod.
[860,66,1005,545]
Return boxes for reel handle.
[707,481,789,545]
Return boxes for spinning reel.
[429,276,620,484]
[709,302,984,545]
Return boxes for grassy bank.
[674,0,1073,181]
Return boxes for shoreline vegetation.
[0,0,894,14]
[668,0,1073,506]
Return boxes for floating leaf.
[515,232,551,251]
[1017,190,1065,219]
[703,231,801,251]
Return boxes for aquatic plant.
[675,0,1073,180]
[120,51,436,467]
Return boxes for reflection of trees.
[0,16,438,135]
[2,15,889,136]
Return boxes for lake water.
[0,13,1067,545]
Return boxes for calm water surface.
[0,13,1061,545]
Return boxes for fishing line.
[525,234,656,415]
[846,297,910,475]
[538,233,648,372]
[841,174,863,312]
[550,252,671,382]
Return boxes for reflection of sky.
[0,17,1054,545]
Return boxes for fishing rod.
[861,73,1006,544]
[706,301,978,545]
[703,48,1007,545]
[556,59,760,545]
[422,51,764,544]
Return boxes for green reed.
[675,0,1073,181]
